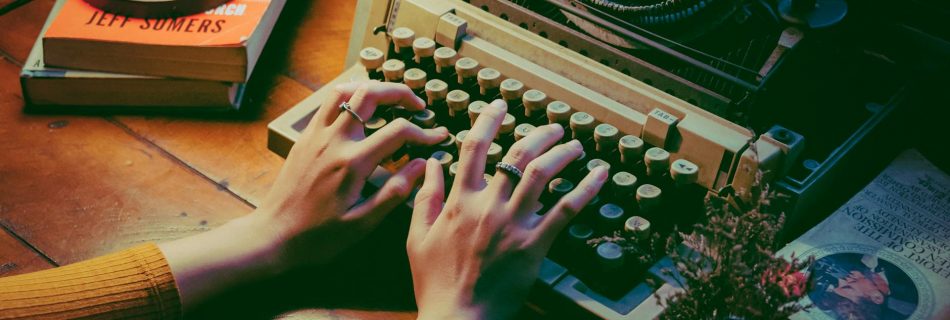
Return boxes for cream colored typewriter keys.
[644,147,670,177]
[364,116,387,135]
[437,133,456,152]
[449,161,460,177]
[404,68,427,91]
[670,158,699,185]
[434,47,458,74]
[619,135,644,166]
[514,123,535,141]
[382,59,405,82]
[522,89,547,118]
[391,27,415,52]
[425,79,448,105]
[499,113,516,136]
[594,123,619,154]
[455,57,479,84]
[446,90,470,118]
[359,47,384,71]
[586,158,611,175]
[569,112,596,140]
[546,101,572,125]
[431,151,454,171]
[412,37,436,62]
[624,216,651,238]
[468,101,488,126]
[636,184,662,211]
[412,109,436,128]
[487,143,503,164]
[455,130,469,150]
[500,79,524,102]
[477,68,502,96]
[611,171,637,198]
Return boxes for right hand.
[406,100,608,319]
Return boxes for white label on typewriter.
[649,109,679,125]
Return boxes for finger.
[358,118,449,163]
[408,158,445,247]
[337,82,426,133]
[456,100,507,190]
[344,158,426,229]
[489,123,564,201]
[312,81,364,128]
[509,139,583,214]
[533,166,609,247]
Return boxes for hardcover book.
[22,0,244,110]
[42,0,286,82]
[779,149,950,320]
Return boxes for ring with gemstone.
[495,161,523,181]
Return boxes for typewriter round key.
[437,133,456,153]
[595,242,625,270]
[446,90,470,118]
[455,130,469,150]
[611,171,637,199]
[391,27,415,52]
[569,112,596,140]
[670,158,699,186]
[364,116,387,135]
[430,151,454,171]
[425,80,448,105]
[468,101,488,126]
[499,113,516,136]
[434,47,459,74]
[546,101,572,126]
[618,135,645,167]
[382,59,406,82]
[522,89,547,119]
[513,123,535,141]
[487,143,503,165]
[586,159,611,175]
[455,57,480,85]
[449,161,461,178]
[624,216,651,238]
[359,47,385,71]
[500,79,525,102]
[412,37,436,62]
[404,68,428,91]
[594,124,620,154]
[644,147,671,177]
[567,224,594,248]
[477,68,502,96]
[412,109,436,128]
[597,203,625,231]
[636,184,662,212]
[548,178,575,200]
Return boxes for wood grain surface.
[0,0,419,318]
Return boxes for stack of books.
[20,0,287,111]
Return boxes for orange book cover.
[45,0,272,47]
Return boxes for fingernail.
[550,123,563,131]
[491,99,507,111]
[569,139,582,149]
[437,126,449,134]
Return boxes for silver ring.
[495,162,523,181]
[339,101,365,125]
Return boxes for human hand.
[161,81,448,308]
[406,100,609,319]
[257,81,450,268]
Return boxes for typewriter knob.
[425,79,448,104]
[569,112,596,140]
[455,57,480,84]
[611,171,637,199]
[500,79,525,101]
[522,89,547,118]
[670,158,699,186]
[412,37,436,61]
[636,184,662,212]
[404,68,427,91]
[594,123,619,154]
[391,27,415,51]
[359,47,385,71]
[514,123,535,141]
[382,59,406,82]
[619,135,645,167]
[546,101,572,126]
[446,90,470,117]
[644,147,670,177]
[434,47,459,74]
[477,68,502,95]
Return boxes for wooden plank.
[0,57,254,265]
[114,0,355,206]
[0,230,54,277]
[0,0,50,64]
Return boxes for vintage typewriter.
[268,0,943,318]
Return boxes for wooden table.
[0,0,416,318]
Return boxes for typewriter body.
[268,0,936,318]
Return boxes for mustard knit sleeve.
[0,243,181,319]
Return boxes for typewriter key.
[624,216,651,238]
[597,203,625,232]
[670,159,699,185]
[644,147,671,177]
[514,123,535,141]
[382,59,405,83]
[636,184,662,212]
[619,135,645,168]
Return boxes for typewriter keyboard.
[359,27,710,308]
